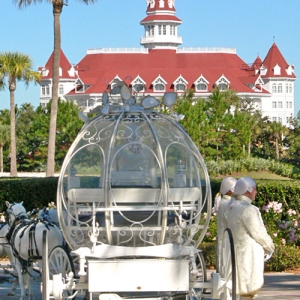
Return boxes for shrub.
[0,177,58,212]
[202,178,300,271]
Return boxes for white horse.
[6,201,64,300]
[0,221,19,295]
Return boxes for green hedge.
[0,177,58,212]
[201,242,300,272]
[1,176,300,272]
[211,179,300,212]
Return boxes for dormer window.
[75,78,86,93]
[131,75,146,93]
[133,84,145,93]
[195,75,209,92]
[154,83,165,91]
[176,83,185,91]
[153,75,167,92]
[215,75,230,91]
[173,75,188,92]
[273,64,281,75]
[260,65,267,76]
[196,83,207,91]
[286,65,294,75]
[218,83,228,91]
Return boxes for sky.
[1,0,300,114]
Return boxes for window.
[272,83,277,93]
[170,25,175,35]
[278,117,282,123]
[163,25,166,35]
[278,101,283,108]
[59,84,64,95]
[42,84,50,95]
[133,83,144,93]
[288,102,293,109]
[289,84,292,93]
[154,83,165,91]
[151,25,154,35]
[176,83,185,91]
[218,83,228,91]
[196,83,207,91]
[272,102,277,109]
[286,83,289,93]
[278,83,282,93]
[158,25,162,35]
[272,117,277,122]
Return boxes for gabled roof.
[252,56,263,70]
[262,43,296,78]
[38,49,75,79]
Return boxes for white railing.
[87,48,149,54]
[176,47,236,54]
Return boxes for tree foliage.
[0,52,40,175]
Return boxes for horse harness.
[8,218,54,275]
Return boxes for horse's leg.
[14,259,27,300]
[6,253,19,296]
[7,274,18,296]
[26,264,35,300]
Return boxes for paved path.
[0,266,299,299]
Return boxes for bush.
[202,178,300,271]
[0,177,58,212]
[206,157,300,179]
[265,245,300,272]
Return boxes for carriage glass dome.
[57,81,211,251]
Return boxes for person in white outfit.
[214,176,237,272]
[227,177,275,299]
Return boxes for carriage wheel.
[220,228,236,300]
[189,251,207,299]
[49,246,75,299]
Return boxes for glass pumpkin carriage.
[42,80,236,300]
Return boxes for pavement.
[0,263,298,300]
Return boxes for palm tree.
[0,124,10,172]
[269,121,287,160]
[0,52,40,176]
[14,0,97,176]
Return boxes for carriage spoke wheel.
[49,246,75,299]
[189,251,207,299]
[42,230,75,300]
[220,228,236,300]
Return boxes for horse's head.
[5,201,27,226]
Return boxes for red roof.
[65,49,261,96]
[38,49,75,79]
[141,15,181,23]
[252,56,263,69]
[262,43,296,78]
[147,0,176,13]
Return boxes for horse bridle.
[7,203,28,225]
